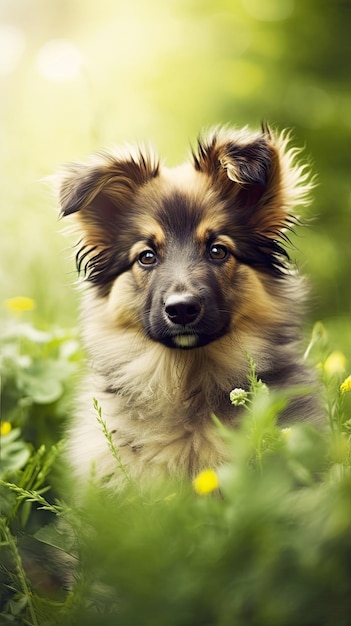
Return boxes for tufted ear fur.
[57,147,159,289]
[193,124,311,225]
[59,147,159,219]
[193,125,313,274]
[192,124,312,274]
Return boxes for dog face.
[130,189,238,349]
[58,125,311,352]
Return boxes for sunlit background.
[1,0,350,351]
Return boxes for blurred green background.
[1,0,350,350]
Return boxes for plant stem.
[0,517,39,626]
[93,398,133,486]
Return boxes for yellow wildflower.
[0,421,12,436]
[5,297,36,314]
[193,469,219,495]
[340,375,351,395]
[281,427,292,439]
[324,351,347,376]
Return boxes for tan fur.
[57,124,319,489]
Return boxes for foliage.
[0,300,81,450]
[1,312,351,625]
[0,303,81,532]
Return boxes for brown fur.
[57,124,320,487]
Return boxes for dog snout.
[164,293,202,326]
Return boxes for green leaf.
[17,361,64,404]
[0,442,31,474]
[34,522,76,554]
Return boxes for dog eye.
[209,244,228,261]
[138,250,158,266]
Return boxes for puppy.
[58,124,320,487]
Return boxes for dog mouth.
[148,323,226,350]
[172,333,199,349]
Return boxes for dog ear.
[218,138,272,188]
[194,125,311,230]
[194,125,312,274]
[194,126,273,207]
[56,148,159,288]
[58,148,159,221]
[219,134,273,212]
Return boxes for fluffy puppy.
[58,124,319,487]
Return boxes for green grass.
[1,305,351,625]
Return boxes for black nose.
[164,294,201,326]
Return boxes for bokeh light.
[0,24,26,75]
[36,39,84,82]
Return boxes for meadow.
[1,314,351,624]
[1,0,351,623]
